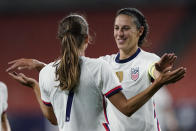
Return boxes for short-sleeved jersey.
[39,56,122,131]
[0,82,8,130]
[100,48,161,131]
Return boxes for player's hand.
[156,67,186,86]
[155,53,177,72]
[8,72,38,88]
[6,58,46,72]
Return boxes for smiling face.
[114,14,142,53]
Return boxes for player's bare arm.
[6,58,46,72]
[8,72,57,125]
[109,66,186,117]
[1,112,11,131]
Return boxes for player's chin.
[117,44,126,50]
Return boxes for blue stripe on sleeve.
[105,88,122,98]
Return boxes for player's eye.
[122,26,130,31]
[114,26,119,30]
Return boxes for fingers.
[7,58,44,73]
[163,53,175,61]
[6,63,17,72]
[169,55,177,65]
[163,66,172,73]
[156,53,171,72]
[170,74,185,83]
[19,73,30,82]
[6,59,29,72]
[167,67,186,83]
[168,53,177,65]
[173,67,186,75]
[160,53,167,60]
[8,72,17,79]
[168,53,174,59]
[8,59,20,65]
[157,53,177,72]
[159,67,186,86]
[8,72,26,84]
[18,66,28,70]
[6,62,23,72]
[8,72,35,88]
[165,53,176,63]
[155,63,161,71]
[160,53,168,63]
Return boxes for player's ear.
[84,35,89,44]
[138,26,144,36]
[83,36,89,50]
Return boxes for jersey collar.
[115,48,141,63]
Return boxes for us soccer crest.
[131,67,139,81]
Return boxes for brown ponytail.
[55,14,88,90]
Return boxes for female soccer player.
[7,13,185,131]
[99,8,180,131]
[0,82,11,131]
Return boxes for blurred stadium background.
[0,0,196,130]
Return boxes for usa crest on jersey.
[131,67,139,81]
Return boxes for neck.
[119,46,138,60]
[79,49,85,56]
[79,42,87,56]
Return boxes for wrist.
[32,81,39,90]
[30,80,38,88]
[153,78,164,89]
[32,59,46,71]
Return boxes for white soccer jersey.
[100,48,161,131]
[0,82,8,130]
[154,87,173,131]
[39,56,122,131]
